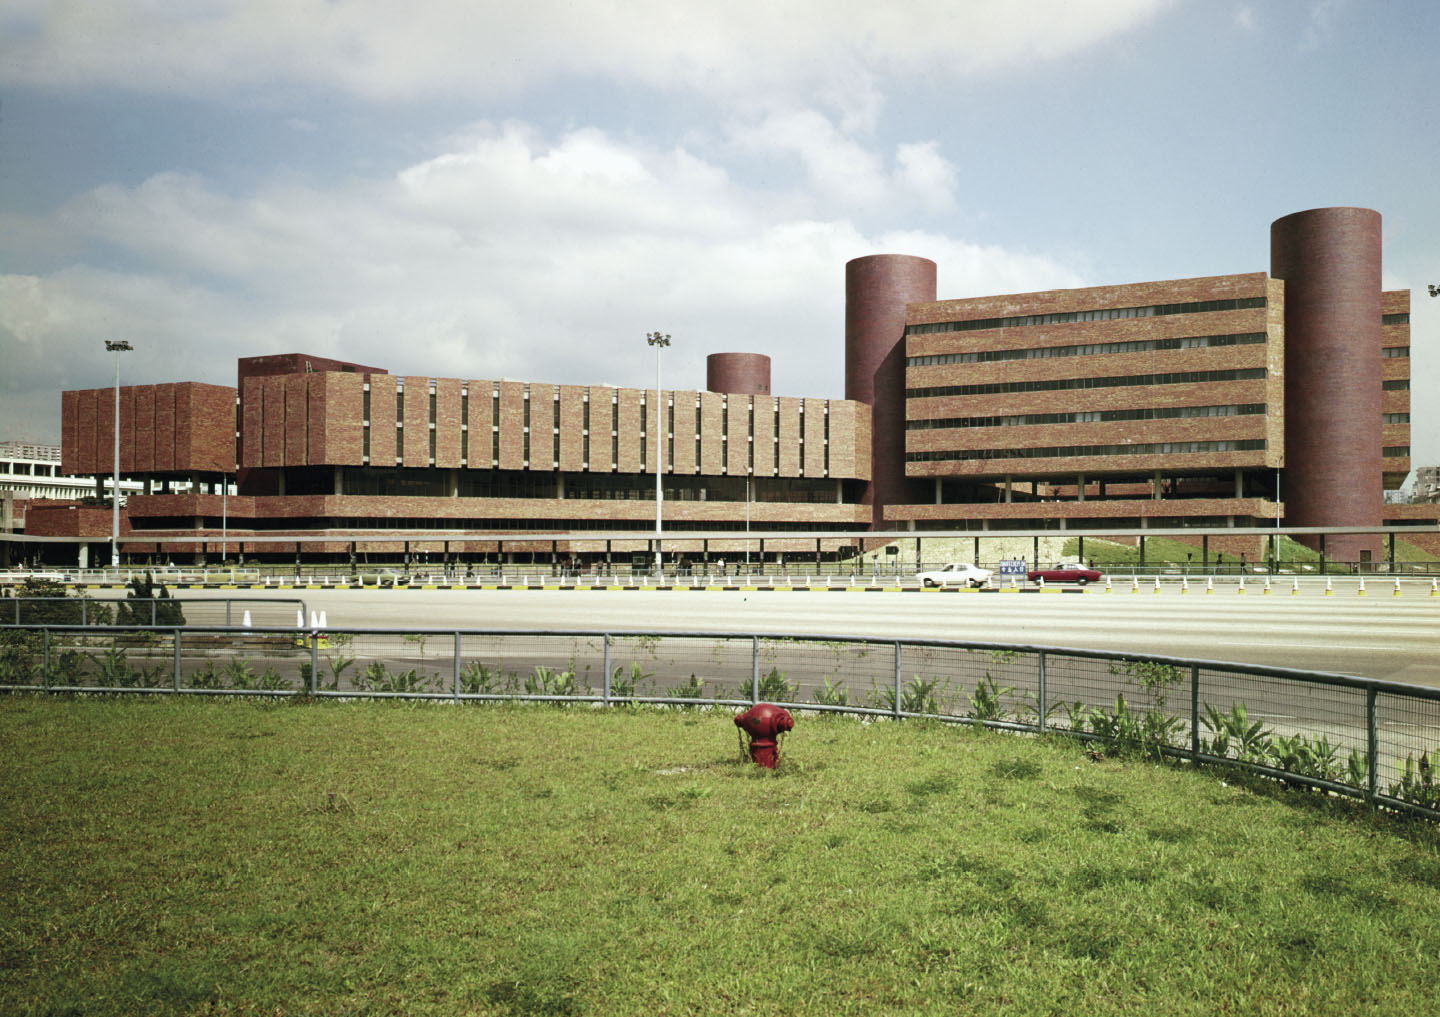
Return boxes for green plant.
[359,661,431,693]
[1387,751,1440,810]
[967,675,1014,722]
[525,666,575,698]
[87,645,159,688]
[1200,703,1273,762]
[665,674,706,703]
[460,660,502,694]
[1080,694,1184,757]
[812,676,850,708]
[1267,732,1342,786]
[873,676,944,716]
[757,666,793,702]
[113,573,185,627]
[1109,658,1184,711]
[610,661,651,700]
[403,632,429,659]
[1346,749,1369,789]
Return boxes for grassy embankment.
[4,697,1440,1016]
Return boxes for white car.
[916,563,992,588]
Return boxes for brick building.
[34,205,1424,567]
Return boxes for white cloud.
[0,120,1085,440]
[1234,6,1256,31]
[1,0,1173,115]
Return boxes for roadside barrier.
[4,622,1439,822]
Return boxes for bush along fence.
[3,623,1439,820]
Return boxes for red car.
[1026,562,1103,586]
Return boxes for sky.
[1,0,1436,473]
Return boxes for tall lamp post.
[105,340,133,569]
[646,331,670,580]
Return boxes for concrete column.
[1152,471,1163,500]
[935,477,942,504]
[1077,474,1086,502]
[1234,469,1243,498]
[1005,476,1013,503]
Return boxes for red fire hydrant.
[734,703,794,768]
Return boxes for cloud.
[1,0,1172,116]
[1300,0,1345,50]
[0,119,1085,441]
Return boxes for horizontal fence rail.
[3,624,1440,820]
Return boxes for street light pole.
[646,331,670,580]
[105,340,133,569]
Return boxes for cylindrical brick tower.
[845,254,937,530]
[1270,207,1383,563]
[706,353,771,395]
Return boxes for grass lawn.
[1063,534,1439,571]
[4,696,1440,1016]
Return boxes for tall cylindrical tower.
[1270,207,1383,563]
[706,353,771,395]
[845,254,937,530]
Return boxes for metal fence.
[3,623,1439,819]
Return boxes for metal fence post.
[1366,687,1379,806]
[43,628,51,690]
[1037,651,1047,734]
[893,642,902,719]
[1190,664,1201,759]
[453,632,461,703]
[602,634,612,705]
[309,634,319,695]
[174,630,182,692]
[81,600,88,626]
[151,600,157,627]
[751,636,760,704]
[226,601,233,626]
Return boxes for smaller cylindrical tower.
[706,353,771,395]
[845,254,937,531]
[1270,206,1383,563]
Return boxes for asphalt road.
[178,583,1440,687]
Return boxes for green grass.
[4,697,1440,1016]
[1064,534,1438,571]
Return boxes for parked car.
[1026,561,1103,585]
[916,563,993,588]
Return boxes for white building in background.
[0,441,145,502]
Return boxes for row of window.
[907,368,1266,399]
[906,439,1268,463]
[131,515,857,533]
[1384,413,1411,424]
[1382,347,1410,358]
[1384,447,1411,458]
[907,332,1266,369]
[1383,313,1411,325]
[904,296,1267,336]
[1383,380,1411,391]
[358,385,831,475]
[906,403,1267,431]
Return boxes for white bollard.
[1432,577,1438,597]
[1357,577,1366,597]
[1325,577,1333,595]
[1393,577,1402,597]
[1153,576,1161,594]
[1130,576,1139,593]
[1263,576,1271,595]
[1104,576,1112,593]
[1181,576,1189,594]
[1237,575,1246,594]
[297,608,304,628]
[1291,576,1300,595]
[319,610,327,628]
[1206,576,1214,594]
[242,610,252,627]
